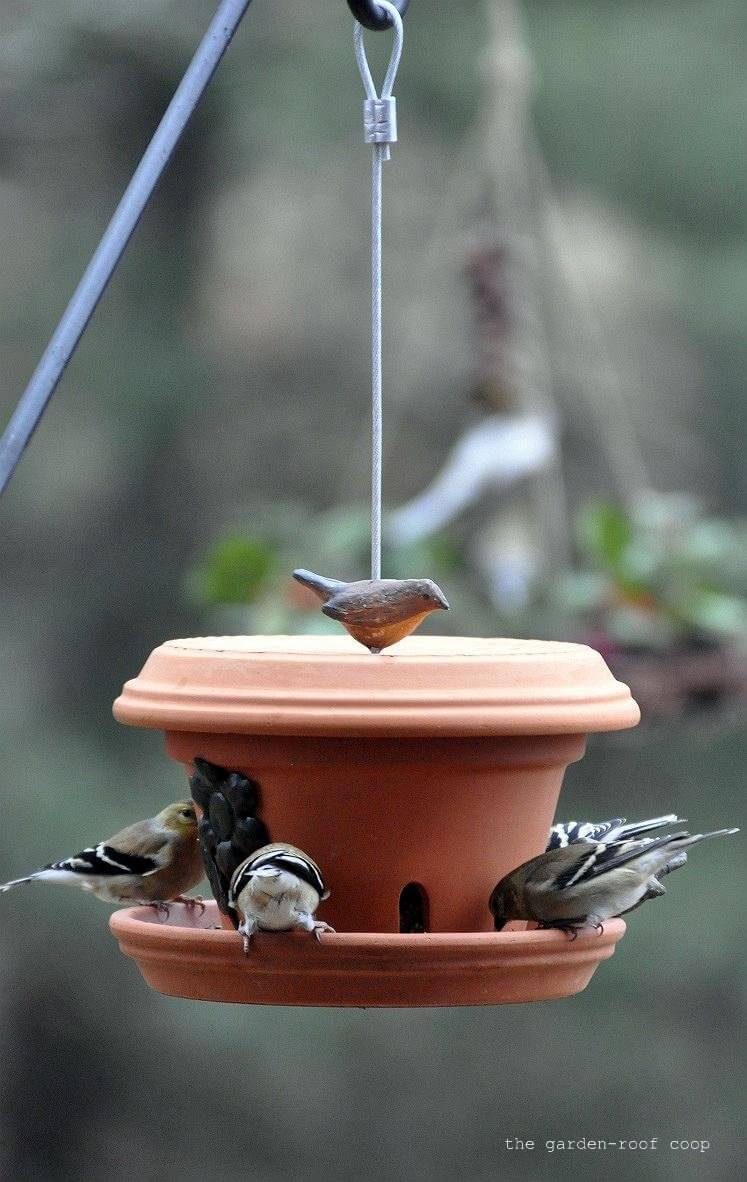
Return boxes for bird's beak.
[434,588,450,610]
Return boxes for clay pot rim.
[113,634,640,737]
[110,903,626,960]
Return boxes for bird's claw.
[313,921,336,943]
[175,894,206,915]
[239,921,257,956]
[149,901,171,918]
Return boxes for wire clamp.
[363,97,397,146]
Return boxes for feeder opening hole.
[399,882,428,933]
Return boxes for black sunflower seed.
[197,817,217,853]
[223,773,260,816]
[208,792,234,842]
[231,816,270,857]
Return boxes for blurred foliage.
[555,496,747,649]
[188,503,468,635]
[192,496,747,656]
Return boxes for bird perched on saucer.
[228,842,334,953]
[548,813,689,908]
[489,827,738,935]
[292,568,449,653]
[0,802,204,910]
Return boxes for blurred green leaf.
[190,535,278,605]
[676,590,747,639]
[576,501,633,574]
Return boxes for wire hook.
[354,0,403,163]
[354,1,404,103]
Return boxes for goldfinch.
[548,813,689,910]
[0,801,204,910]
[292,569,449,653]
[489,827,738,935]
[228,842,334,953]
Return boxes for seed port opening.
[399,882,429,933]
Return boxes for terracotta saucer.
[110,902,626,1008]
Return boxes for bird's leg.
[238,916,258,956]
[173,894,206,915]
[294,912,336,942]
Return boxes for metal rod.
[0,0,254,497]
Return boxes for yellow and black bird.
[292,569,449,653]
[229,842,334,953]
[489,827,738,935]
[0,802,205,911]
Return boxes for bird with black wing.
[547,813,689,910]
[0,802,204,911]
[229,843,334,953]
[490,827,738,935]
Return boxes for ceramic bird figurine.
[228,842,334,953]
[489,827,738,936]
[292,568,449,653]
[0,802,204,911]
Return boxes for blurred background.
[0,0,744,1178]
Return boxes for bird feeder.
[110,635,637,1005]
[1,1,640,1006]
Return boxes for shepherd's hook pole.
[0,0,254,496]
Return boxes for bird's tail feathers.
[666,828,739,851]
[608,814,686,842]
[1,867,87,893]
[292,569,346,601]
[0,874,37,893]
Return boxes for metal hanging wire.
[354,1,404,580]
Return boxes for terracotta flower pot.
[110,635,639,1006]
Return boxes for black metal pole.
[0,0,254,497]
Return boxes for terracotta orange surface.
[110,902,627,1007]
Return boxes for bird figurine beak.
[292,569,450,654]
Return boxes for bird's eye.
[181,808,195,820]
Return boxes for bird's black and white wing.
[548,834,687,892]
[46,843,164,879]
[547,819,626,850]
[547,814,685,851]
[230,846,329,907]
[0,839,166,893]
